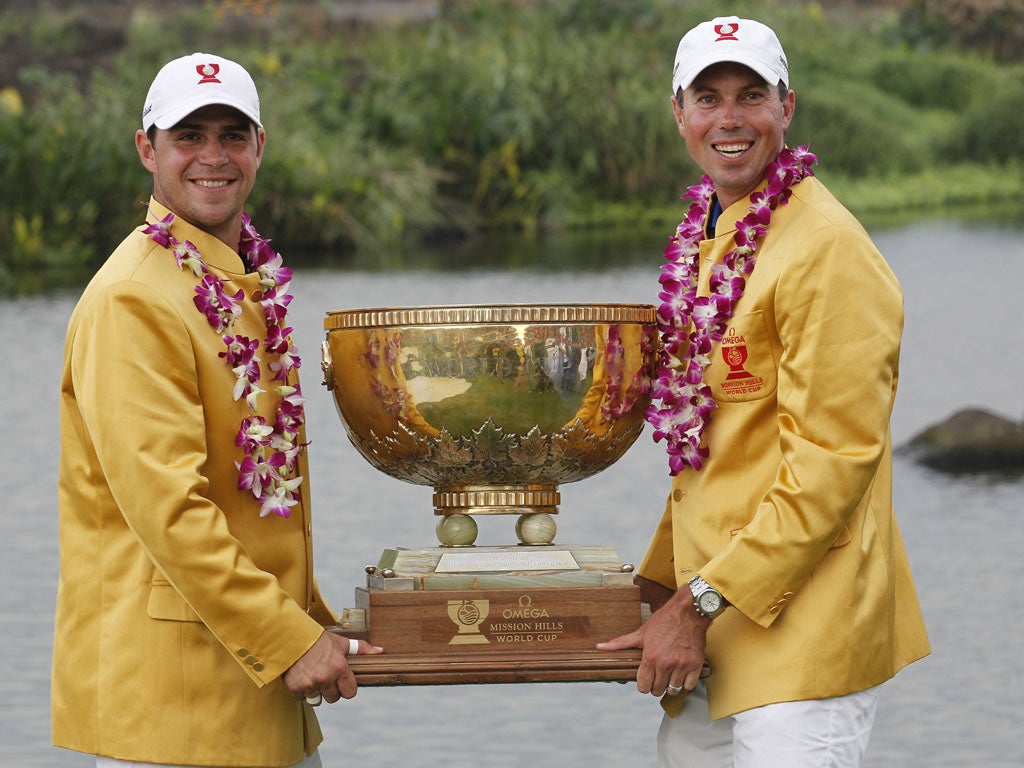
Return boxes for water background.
[2,220,1022,767]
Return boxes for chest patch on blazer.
[719,327,766,396]
[705,313,777,402]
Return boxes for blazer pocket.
[147,582,202,623]
[706,311,778,403]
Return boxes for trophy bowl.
[322,303,658,546]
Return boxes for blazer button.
[253,663,264,672]
[237,648,249,657]
[245,655,258,666]
[672,489,685,502]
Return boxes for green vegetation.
[417,376,588,437]
[2,0,1023,293]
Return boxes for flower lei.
[600,324,655,423]
[364,331,409,416]
[143,209,308,518]
[645,146,817,476]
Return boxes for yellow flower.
[0,87,24,117]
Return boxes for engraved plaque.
[435,550,580,573]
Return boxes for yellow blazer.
[639,177,930,719]
[54,200,337,766]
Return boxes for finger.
[635,658,656,695]
[337,668,358,700]
[354,639,385,655]
[665,680,685,697]
[701,658,712,678]
[596,629,642,651]
[652,671,679,697]
[683,667,703,692]
[320,682,342,705]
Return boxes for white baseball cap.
[672,16,789,94]
[142,52,262,131]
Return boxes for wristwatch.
[688,575,726,619]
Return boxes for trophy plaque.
[321,303,657,685]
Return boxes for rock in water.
[899,408,1024,473]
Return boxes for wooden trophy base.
[331,545,645,686]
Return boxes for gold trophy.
[321,304,657,684]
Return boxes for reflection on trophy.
[321,304,657,684]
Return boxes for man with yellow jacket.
[53,53,380,768]
[598,17,930,767]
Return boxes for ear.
[781,89,796,131]
[135,129,157,173]
[670,94,685,136]
[254,126,266,169]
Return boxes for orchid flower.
[172,240,206,278]
[258,477,303,518]
[141,212,175,247]
[260,288,293,326]
[236,416,273,455]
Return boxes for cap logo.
[195,63,222,84]
[713,23,739,41]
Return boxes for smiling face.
[673,62,795,210]
[136,103,265,248]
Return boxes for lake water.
[2,220,1022,767]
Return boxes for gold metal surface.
[322,303,657,540]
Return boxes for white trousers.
[96,751,322,768]
[658,681,882,768]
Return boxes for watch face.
[699,590,723,615]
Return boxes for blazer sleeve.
[701,223,903,628]
[71,280,325,685]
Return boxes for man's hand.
[282,631,383,704]
[596,583,710,697]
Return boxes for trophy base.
[332,545,645,686]
[328,642,642,685]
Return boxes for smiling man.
[598,18,930,768]
[54,53,380,768]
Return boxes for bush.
[1,0,1023,293]
[790,77,933,175]
[946,74,1024,164]
[865,48,1002,111]
[0,63,145,290]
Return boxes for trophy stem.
[433,485,560,546]
[432,484,560,516]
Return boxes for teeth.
[195,179,229,188]
[716,143,750,155]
